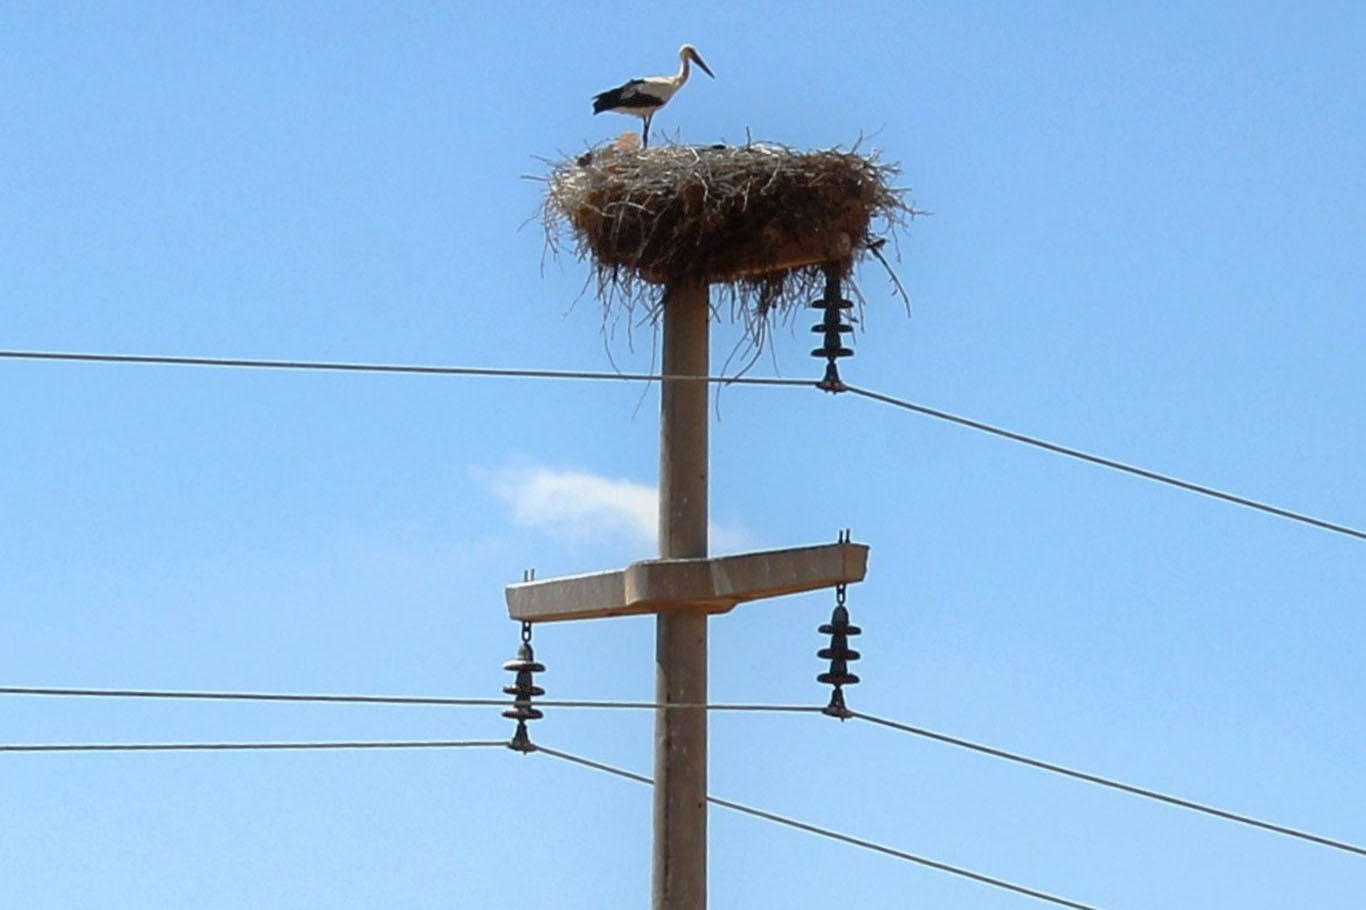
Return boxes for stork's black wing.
[592,79,665,114]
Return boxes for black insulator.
[503,633,545,753]
[508,722,536,753]
[809,308,854,359]
[810,267,855,393]
[817,598,861,719]
[818,665,861,687]
[501,703,544,723]
[817,362,844,393]
[814,285,853,308]
[814,298,853,312]
[502,641,545,675]
[822,687,852,719]
[819,605,862,637]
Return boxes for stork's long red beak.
[690,49,715,79]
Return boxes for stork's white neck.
[675,53,691,87]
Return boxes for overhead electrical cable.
[7,683,1362,859]
[848,711,1366,859]
[842,383,1366,542]
[533,743,1104,910]
[0,349,805,387]
[0,740,506,753]
[3,348,1361,542]
[0,685,818,713]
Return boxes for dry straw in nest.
[540,140,916,336]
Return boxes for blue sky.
[2,1,1364,907]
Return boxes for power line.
[12,684,1357,859]
[0,685,498,707]
[4,347,1361,543]
[0,685,819,713]
[0,740,506,753]
[849,711,1366,859]
[533,743,1103,910]
[843,384,1366,542]
[0,349,807,388]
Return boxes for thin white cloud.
[487,466,656,545]
[480,464,750,551]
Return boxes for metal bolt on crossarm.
[502,620,545,753]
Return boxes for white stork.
[592,44,715,148]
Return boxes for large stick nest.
[540,140,916,335]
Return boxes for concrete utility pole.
[503,291,869,910]
[532,133,893,906]
[654,277,710,908]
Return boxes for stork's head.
[679,44,715,78]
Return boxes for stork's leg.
[642,114,652,149]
